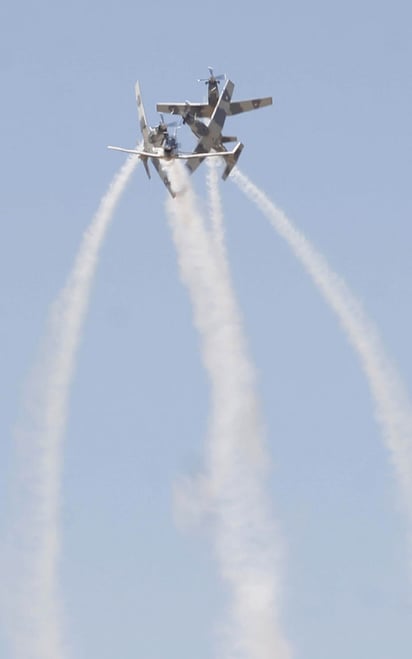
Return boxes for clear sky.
[1,1,412,658]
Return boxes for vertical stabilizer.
[222,142,244,180]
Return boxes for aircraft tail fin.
[221,142,244,180]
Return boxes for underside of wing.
[139,149,159,158]
[107,145,142,154]
[228,96,273,115]
[180,151,226,160]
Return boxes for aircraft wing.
[108,146,142,154]
[156,102,211,118]
[135,81,150,143]
[150,158,175,198]
[179,151,232,159]
[228,96,273,115]
[184,142,210,175]
[108,146,165,160]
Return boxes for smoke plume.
[5,156,138,659]
[231,168,412,542]
[167,163,291,659]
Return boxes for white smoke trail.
[206,159,226,258]
[5,156,138,659]
[231,168,412,537]
[167,163,291,659]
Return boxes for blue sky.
[1,1,412,658]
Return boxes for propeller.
[158,113,179,129]
[197,66,225,84]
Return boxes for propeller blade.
[197,67,225,84]
[157,114,179,129]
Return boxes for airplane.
[174,78,245,178]
[156,67,273,122]
[108,81,242,197]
